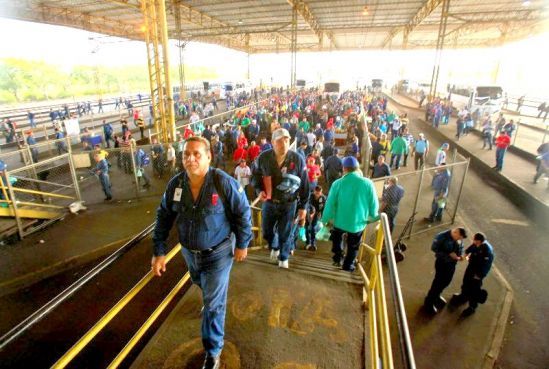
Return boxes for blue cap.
[442,143,450,149]
[342,156,359,168]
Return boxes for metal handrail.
[357,214,416,369]
[51,243,184,368]
[0,222,156,351]
[381,214,416,369]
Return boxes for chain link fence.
[368,159,470,244]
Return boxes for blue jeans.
[429,197,444,221]
[305,216,319,246]
[262,200,297,261]
[390,154,402,169]
[181,238,234,357]
[495,147,506,170]
[99,173,112,198]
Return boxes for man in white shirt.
[306,130,316,153]
[458,108,468,120]
[234,159,252,199]
[435,143,450,166]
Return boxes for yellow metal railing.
[52,244,186,369]
[52,197,265,368]
[357,214,395,369]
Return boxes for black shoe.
[434,296,447,309]
[460,307,476,317]
[143,183,151,189]
[342,266,356,272]
[332,260,342,267]
[104,197,112,201]
[424,217,434,223]
[424,303,438,315]
[202,355,220,369]
[450,293,466,305]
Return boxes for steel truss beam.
[384,0,443,48]
[287,0,337,49]
[142,0,175,143]
[0,1,141,40]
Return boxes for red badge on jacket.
[212,193,219,206]
[289,162,295,170]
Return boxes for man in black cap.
[424,227,467,314]
[323,148,343,192]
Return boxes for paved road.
[391,101,549,369]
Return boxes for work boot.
[450,293,467,305]
[460,307,476,317]
[202,355,220,369]
[424,303,438,315]
[434,296,447,309]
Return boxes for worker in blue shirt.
[424,227,467,314]
[151,136,252,369]
[54,128,68,155]
[26,131,39,163]
[380,176,405,233]
[92,153,112,201]
[103,120,114,148]
[135,146,151,189]
[323,149,343,191]
[255,128,309,269]
[451,232,494,317]
[425,164,451,223]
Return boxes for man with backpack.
[151,136,251,369]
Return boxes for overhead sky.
[0,17,548,99]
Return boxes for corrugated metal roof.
[0,0,547,52]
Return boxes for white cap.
[272,128,291,142]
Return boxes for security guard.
[451,232,494,317]
[425,163,451,223]
[151,136,252,369]
[256,128,309,269]
[424,227,467,314]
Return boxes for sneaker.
[270,249,280,262]
[305,244,312,250]
[310,245,317,251]
[278,260,289,269]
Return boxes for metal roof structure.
[1,0,548,53]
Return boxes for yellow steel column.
[158,0,176,142]
[142,0,160,140]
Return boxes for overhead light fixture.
[522,0,531,6]
[238,19,243,24]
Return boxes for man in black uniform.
[451,232,494,317]
[424,227,467,314]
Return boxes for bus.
[447,84,504,115]
[372,79,383,93]
[220,80,253,99]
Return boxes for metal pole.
[158,0,176,143]
[43,123,52,156]
[5,170,25,239]
[451,159,470,224]
[130,143,140,197]
[408,165,426,238]
[67,148,82,202]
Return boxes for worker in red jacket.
[493,131,511,172]
[247,140,261,163]
[233,144,248,164]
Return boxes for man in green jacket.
[322,156,379,271]
[298,117,310,133]
[390,133,408,170]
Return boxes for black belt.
[187,237,230,255]
[268,198,296,205]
